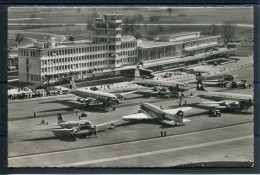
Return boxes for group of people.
[179,98,187,107]
[160,130,167,137]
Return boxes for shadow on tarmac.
[22,136,77,142]
[38,99,108,113]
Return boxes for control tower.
[93,14,123,68]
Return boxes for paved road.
[9,122,253,167]
[8,23,254,28]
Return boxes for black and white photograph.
[7,6,254,167]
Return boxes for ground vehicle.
[162,73,172,78]
[58,89,69,95]
[231,79,248,89]
[90,87,99,91]
[209,108,221,117]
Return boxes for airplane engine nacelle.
[231,82,237,88]
[228,101,240,110]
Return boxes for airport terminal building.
[18,13,236,83]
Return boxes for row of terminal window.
[41,51,137,65]
[45,43,136,56]
[95,30,121,35]
[31,74,41,81]
[41,57,137,73]
[94,37,121,43]
[19,42,136,57]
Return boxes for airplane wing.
[185,79,197,84]
[122,113,152,121]
[51,128,78,137]
[161,119,190,126]
[163,107,192,115]
[96,120,119,127]
[201,101,223,104]
[120,91,137,96]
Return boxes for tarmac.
[8,56,254,167]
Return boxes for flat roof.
[20,37,136,50]
[144,48,236,68]
[159,31,201,38]
[138,35,220,49]
[137,41,179,48]
[178,35,221,43]
[121,35,136,42]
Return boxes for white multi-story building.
[18,14,230,83]
[18,14,137,83]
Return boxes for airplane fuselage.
[197,91,252,102]
[59,120,94,130]
[197,74,234,82]
[140,103,183,123]
[137,80,188,92]
[70,89,119,104]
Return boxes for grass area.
[8,7,253,25]
[8,7,253,45]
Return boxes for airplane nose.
[114,99,120,104]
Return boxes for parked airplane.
[195,80,253,111]
[134,69,188,96]
[196,72,235,87]
[69,77,119,111]
[122,103,192,126]
[182,68,209,74]
[51,113,118,137]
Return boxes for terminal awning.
[184,43,220,51]
[115,47,236,71]
[144,47,236,68]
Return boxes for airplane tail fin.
[57,113,64,125]
[176,110,184,118]
[134,69,142,83]
[174,110,184,123]
[196,80,207,91]
[69,76,77,90]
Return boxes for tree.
[144,22,147,30]
[68,36,75,41]
[157,25,164,33]
[221,21,237,44]
[135,14,144,22]
[167,8,173,16]
[134,32,143,39]
[86,9,99,31]
[149,15,159,22]
[123,17,130,34]
[129,17,137,35]
[209,24,219,35]
[15,33,24,45]
[145,30,158,40]
[77,8,81,13]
